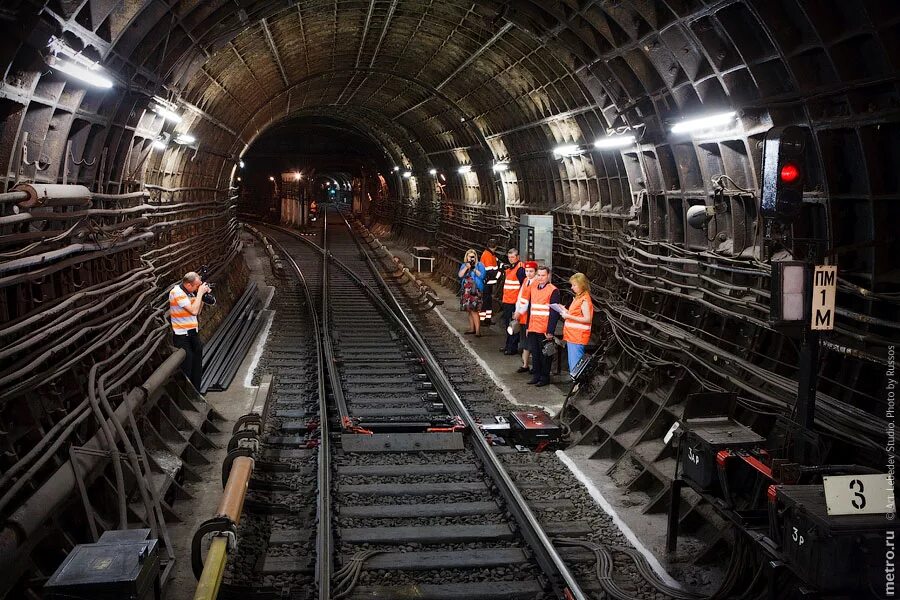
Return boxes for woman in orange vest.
[558,272,594,374]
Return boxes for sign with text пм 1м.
[811,265,836,331]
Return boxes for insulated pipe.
[0,349,184,563]
[193,456,254,600]
[12,183,92,209]
[217,456,253,523]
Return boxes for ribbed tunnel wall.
[0,0,898,594]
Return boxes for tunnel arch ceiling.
[0,0,897,269]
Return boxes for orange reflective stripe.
[169,287,198,332]
[480,250,497,267]
[517,278,534,324]
[527,284,557,333]
[562,294,593,344]
[502,263,523,304]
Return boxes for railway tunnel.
[0,1,897,599]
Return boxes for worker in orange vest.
[499,248,526,355]
[479,239,499,325]
[520,266,560,387]
[558,272,594,375]
[512,261,538,373]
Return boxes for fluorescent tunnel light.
[492,163,509,172]
[48,55,113,89]
[594,135,635,149]
[458,165,472,174]
[670,111,736,134]
[553,144,580,157]
[175,133,196,144]
[402,171,412,179]
[152,104,183,123]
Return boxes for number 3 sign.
[822,474,894,516]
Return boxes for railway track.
[211,207,690,600]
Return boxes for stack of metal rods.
[200,281,262,393]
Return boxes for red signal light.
[780,163,800,184]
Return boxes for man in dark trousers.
[522,266,560,387]
[479,238,500,325]
[499,248,526,354]
[169,271,211,391]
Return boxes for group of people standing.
[458,244,594,387]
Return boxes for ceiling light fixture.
[393,166,400,172]
[670,111,737,134]
[553,144,580,157]
[174,133,196,144]
[239,160,245,168]
[151,103,182,124]
[46,37,114,89]
[151,139,167,150]
[594,134,636,149]
[429,168,438,176]
[47,54,113,89]
[458,165,472,174]
[492,163,509,172]
[402,171,412,179]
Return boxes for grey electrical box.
[518,214,553,268]
[44,529,160,600]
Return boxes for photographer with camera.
[169,271,212,391]
[458,249,486,337]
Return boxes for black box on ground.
[679,416,766,491]
[678,393,765,492]
[775,484,892,593]
[44,529,160,600]
[509,410,561,449]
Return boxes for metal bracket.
[17,132,50,182]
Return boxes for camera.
[469,258,476,266]
[197,265,217,306]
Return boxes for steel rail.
[192,229,332,600]
[263,214,588,600]
[266,231,333,600]
[317,213,352,426]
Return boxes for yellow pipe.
[193,536,228,600]
[193,456,255,600]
